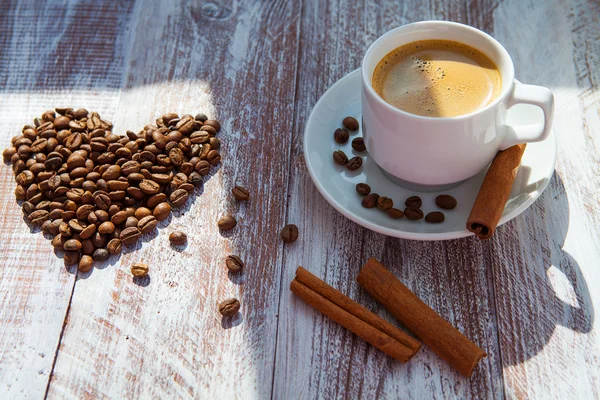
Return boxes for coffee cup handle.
[499,80,555,150]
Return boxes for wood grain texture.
[45,0,302,398]
[0,1,137,398]
[0,0,598,399]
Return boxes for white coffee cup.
[361,21,554,189]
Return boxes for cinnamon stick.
[357,258,486,377]
[467,144,526,239]
[290,268,420,363]
[296,267,421,353]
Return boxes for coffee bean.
[405,196,422,209]
[195,113,208,122]
[93,248,110,261]
[63,239,82,251]
[195,160,211,175]
[333,150,348,165]
[209,137,220,150]
[79,223,97,240]
[107,238,122,255]
[334,128,349,144]
[121,160,141,175]
[94,192,111,210]
[218,298,240,316]
[356,183,371,196]
[153,202,171,221]
[346,157,362,171]
[225,255,244,273]
[78,255,93,272]
[131,262,149,277]
[16,170,35,186]
[404,208,424,220]
[110,210,128,225]
[218,215,237,231]
[170,188,188,207]
[169,231,187,245]
[342,116,359,131]
[425,211,445,223]
[139,179,161,195]
[179,183,194,193]
[138,215,157,234]
[362,193,379,208]
[98,221,115,235]
[351,137,366,152]
[131,208,149,220]
[120,226,141,245]
[207,150,221,165]
[387,208,404,219]
[232,186,250,201]
[28,210,49,225]
[281,224,298,243]
[68,219,85,232]
[64,250,80,266]
[169,147,185,167]
[377,196,393,210]
[435,195,457,210]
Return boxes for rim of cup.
[361,20,515,121]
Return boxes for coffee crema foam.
[372,40,501,117]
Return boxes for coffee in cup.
[371,40,501,117]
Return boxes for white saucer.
[303,69,557,241]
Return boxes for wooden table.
[1,0,599,398]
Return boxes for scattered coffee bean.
[404,208,424,220]
[78,255,94,272]
[362,193,379,208]
[351,137,366,152]
[356,183,371,196]
[131,262,149,277]
[425,211,445,223]
[377,196,393,210]
[333,150,348,165]
[387,208,404,219]
[225,255,244,273]
[334,128,349,144]
[232,186,250,201]
[346,156,362,171]
[405,196,422,209]
[435,195,457,210]
[281,224,299,243]
[218,215,237,231]
[169,231,187,245]
[218,298,240,316]
[342,116,359,131]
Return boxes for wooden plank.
[46,0,302,398]
[490,0,600,398]
[273,0,505,398]
[0,1,137,398]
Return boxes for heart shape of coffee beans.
[3,108,222,272]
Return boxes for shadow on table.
[493,172,594,365]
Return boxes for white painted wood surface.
[0,0,599,399]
